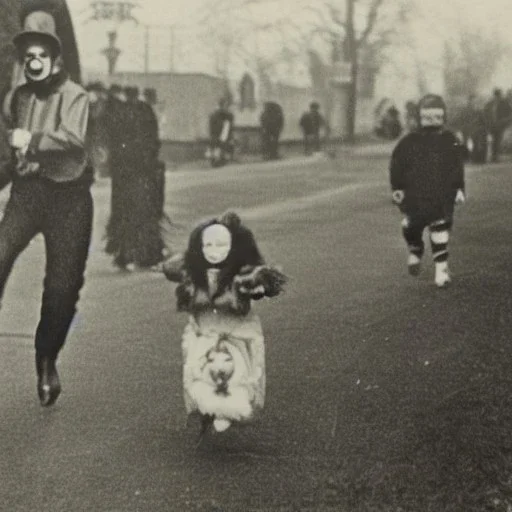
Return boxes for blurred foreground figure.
[162,211,286,438]
[390,94,466,288]
[1,10,92,406]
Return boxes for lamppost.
[87,1,139,75]
[103,31,121,75]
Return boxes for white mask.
[23,43,54,83]
[419,107,445,128]
[202,224,232,264]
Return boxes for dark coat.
[484,98,512,132]
[260,102,284,136]
[163,212,286,316]
[390,129,465,221]
[299,110,324,135]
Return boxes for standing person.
[260,101,284,160]
[143,87,165,220]
[404,101,419,132]
[162,211,286,436]
[208,98,235,167]
[454,94,487,164]
[390,94,466,288]
[484,88,512,162]
[85,81,109,177]
[299,102,326,155]
[104,83,128,266]
[104,85,165,270]
[1,11,92,406]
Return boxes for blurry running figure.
[299,102,326,155]
[390,94,466,288]
[208,98,234,167]
[2,11,92,405]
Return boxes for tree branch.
[356,0,385,48]
[325,3,347,29]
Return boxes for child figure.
[163,211,286,434]
[390,94,466,287]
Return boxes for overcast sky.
[67,0,512,93]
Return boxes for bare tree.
[195,0,310,88]
[443,28,509,101]
[303,0,410,141]
[394,0,511,104]
[195,0,410,139]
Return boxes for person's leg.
[0,182,41,302]
[401,216,426,276]
[261,132,270,160]
[429,218,452,287]
[493,129,504,162]
[270,134,279,159]
[35,185,93,405]
[313,132,321,152]
[303,134,310,155]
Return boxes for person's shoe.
[435,261,451,288]
[407,253,422,276]
[36,356,61,407]
[213,418,232,432]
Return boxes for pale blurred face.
[202,224,232,264]
[23,42,53,82]
[419,107,445,128]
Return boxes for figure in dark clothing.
[452,95,487,163]
[390,94,466,288]
[104,84,128,263]
[484,88,512,162]
[299,102,326,155]
[85,81,109,176]
[208,98,235,167]
[143,88,166,219]
[404,101,419,132]
[260,101,284,160]
[2,11,93,406]
[104,85,166,269]
[380,106,402,139]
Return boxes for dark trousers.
[0,178,93,360]
[402,216,452,262]
[261,132,280,160]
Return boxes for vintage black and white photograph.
[0,0,511,510]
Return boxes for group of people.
[0,7,486,443]
[86,81,168,270]
[207,99,329,166]
[451,88,512,164]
